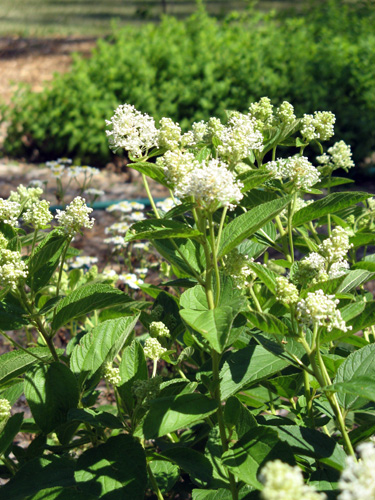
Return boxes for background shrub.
[1,1,374,165]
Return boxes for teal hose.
[49,197,165,211]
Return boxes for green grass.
[0,0,303,37]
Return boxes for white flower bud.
[339,442,375,500]
[143,337,167,361]
[0,249,28,290]
[318,226,352,264]
[276,276,299,305]
[103,363,121,386]
[0,198,21,227]
[23,199,53,229]
[150,321,170,339]
[55,196,94,236]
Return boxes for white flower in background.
[317,141,354,172]
[104,235,127,251]
[156,197,178,212]
[28,179,45,189]
[103,363,121,386]
[318,226,352,264]
[133,242,149,251]
[301,111,335,142]
[9,184,43,210]
[129,211,146,222]
[276,276,299,305]
[143,337,167,361]
[265,156,320,190]
[338,442,375,500]
[158,150,198,187]
[0,249,28,290]
[67,166,83,177]
[296,289,350,332]
[101,268,118,280]
[105,222,130,235]
[174,158,243,210]
[217,112,264,163]
[84,188,105,197]
[0,199,21,227]
[118,272,144,289]
[69,256,98,269]
[150,321,170,338]
[56,157,72,165]
[106,103,158,157]
[47,161,66,179]
[248,97,274,128]
[135,267,148,278]
[23,200,53,229]
[276,101,296,125]
[129,201,145,211]
[55,196,94,236]
[80,165,100,176]
[158,117,181,150]
[260,460,326,500]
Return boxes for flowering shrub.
[1,96,375,499]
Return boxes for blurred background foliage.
[0,0,374,167]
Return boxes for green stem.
[287,193,297,263]
[215,207,228,255]
[147,463,164,500]
[152,359,158,378]
[142,173,160,218]
[327,172,332,236]
[303,369,315,427]
[208,212,220,306]
[249,287,262,313]
[55,239,71,299]
[309,221,321,245]
[275,215,292,262]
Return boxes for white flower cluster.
[101,268,118,281]
[55,196,94,236]
[0,198,21,227]
[296,289,350,332]
[0,249,28,290]
[216,112,264,163]
[339,442,375,500]
[84,188,105,198]
[107,200,145,215]
[9,184,43,210]
[46,160,66,179]
[106,104,158,157]
[158,117,182,150]
[0,399,11,420]
[248,97,274,129]
[174,158,244,210]
[103,363,121,386]
[158,150,197,187]
[224,249,255,290]
[104,235,127,251]
[276,101,296,125]
[318,226,353,264]
[143,337,167,361]
[105,221,130,236]
[275,276,299,306]
[301,111,336,142]
[317,140,354,172]
[260,460,326,500]
[118,272,144,289]
[265,156,320,190]
[23,200,53,229]
[69,256,98,269]
[150,321,170,338]
[66,165,100,178]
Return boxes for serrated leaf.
[247,262,278,294]
[224,396,257,440]
[70,315,139,386]
[218,195,292,257]
[126,218,202,241]
[75,434,147,500]
[162,447,214,486]
[117,340,148,412]
[143,393,218,438]
[293,192,371,226]
[220,344,290,400]
[24,362,79,434]
[52,283,133,330]
[0,347,63,387]
[127,161,169,187]
[148,460,180,494]
[334,344,375,410]
[238,170,272,192]
[0,297,29,330]
[0,412,23,456]
[67,408,123,429]
[328,377,375,404]
[154,238,206,277]
[336,270,375,293]
[245,310,289,336]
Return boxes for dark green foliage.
[1,2,374,165]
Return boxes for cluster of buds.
[275,276,299,306]
[103,363,121,386]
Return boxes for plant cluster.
[1,96,375,499]
[1,1,375,165]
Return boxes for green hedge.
[1,1,375,165]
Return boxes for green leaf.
[75,434,147,500]
[0,456,76,500]
[220,344,290,400]
[154,238,206,277]
[0,297,29,330]
[224,396,257,440]
[238,170,272,192]
[26,230,66,292]
[30,487,96,500]
[336,270,375,293]
[164,200,196,219]
[70,315,139,386]
[222,426,294,488]
[143,393,218,439]
[162,447,214,486]
[0,412,23,456]
[67,408,123,429]
[117,340,148,412]
[316,177,354,188]
[276,425,347,471]
[334,344,375,410]
[218,195,292,257]
[293,192,371,226]
[51,283,133,330]
[245,310,289,336]
[0,347,63,387]
[148,460,180,494]
[24,362,79,434]
[247,262,278,294]
[126,218,202,241]
[127,161,169,187]
[328,377,375,404]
